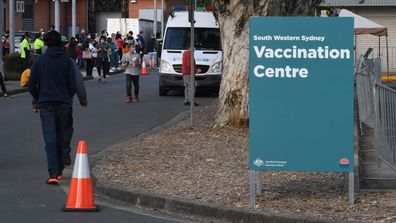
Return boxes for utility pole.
[9,0,15,53]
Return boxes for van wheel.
[159,86,168,96]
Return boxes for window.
[164,28,222,50]
[16,1,24,13]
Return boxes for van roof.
[166,11,219,28]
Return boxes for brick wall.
[33,0,51,31]
[4,0,87,34]
[4,1,23,32]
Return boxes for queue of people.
[2,27,162,103]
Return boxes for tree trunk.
[212,0,322,127]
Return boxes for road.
[0,72,214,223]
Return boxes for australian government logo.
[253,158,264,167]
[254,158,287,167]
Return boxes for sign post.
[0,0,3,73]
[249,17,355,207]
[189,0,195,126]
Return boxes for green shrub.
[3,52,34,81]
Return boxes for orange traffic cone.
[141,61,148,75]
[63,141,98,212]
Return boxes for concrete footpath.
[89,111,365,223]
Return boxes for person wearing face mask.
[122,43,140,103]
[108,37,118,71]
[96,36,111,82]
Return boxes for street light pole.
[55,0,60,32]
[161,0,164,38]
[9,0,15,53]
[154,0,157,36]
[72,0,77,37]
[0,0,3,73]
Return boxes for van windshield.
[164,28,222,50]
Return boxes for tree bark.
[212,0,322,127]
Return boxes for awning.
[338,9,388,36]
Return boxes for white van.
[159,11,222,96]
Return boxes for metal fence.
[356,56,396,174]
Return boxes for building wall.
[4,0,87,35]
[33,0,50,31]
[128,0,163,18]
[347,7,396,72]
[4,1,23,32]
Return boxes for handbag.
[82,50,92,59]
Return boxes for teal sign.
[249,17,354,172]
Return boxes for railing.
[356,56,396,174]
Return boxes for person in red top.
[115,33,123,63]
[182,42,199,106]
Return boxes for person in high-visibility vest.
[34,34,45,56]
[20,32,31,69]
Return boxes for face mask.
[101,40,105,43]
[87,35,91,39]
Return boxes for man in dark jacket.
[28,30,76,185]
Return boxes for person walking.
[34,33,45,56]
[136,31,145,65]
[82,40,94,78]
[67,37,78,61]
[115,33,123,63]
[28,30,76,184]
[122,43,140,103]
[20,32,31,69]
[96,36,110,82]
[182,42,198,106]
[2,31,10,57]
[108,37,118,72]
[0,71,8,98]
[147,33,157,71]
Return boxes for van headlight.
[209,61,223,73]
[160,60,174,73]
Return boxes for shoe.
[63,150,71,166]
[3,93,8,98]
[194,102,199,106]
[126,97,132,103]
[57,175,62,180]
[134,96,139,102]
[46,177,59,185]
[98,78,102,82]
[184,101,190,106]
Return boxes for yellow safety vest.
[21,39,30,59]
[34,39,44,54]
